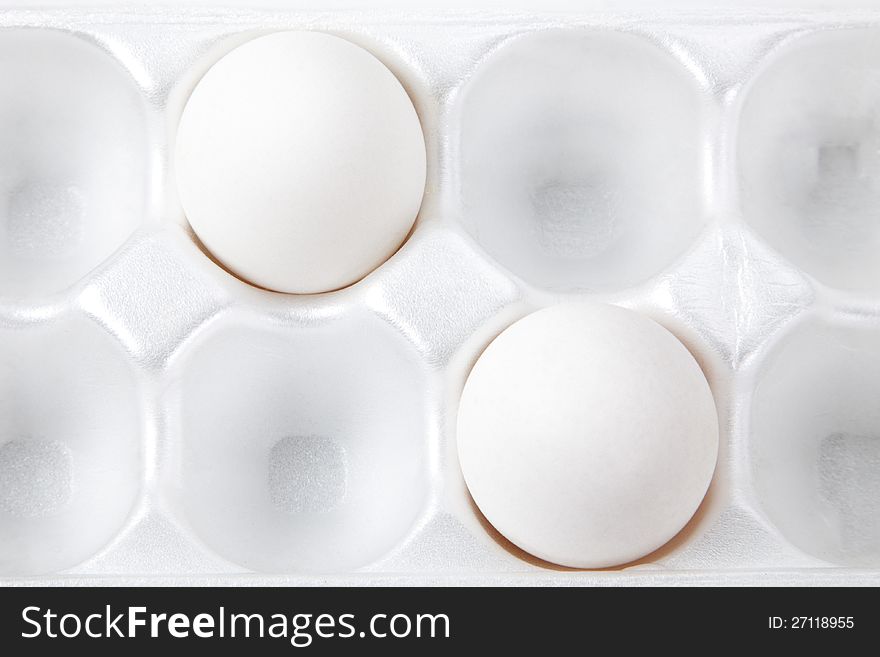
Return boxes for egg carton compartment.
[1,4,879,585]
[169,310,431,573]
[0,28,151,299]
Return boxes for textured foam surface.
[0,6,879,585]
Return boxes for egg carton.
[1,3,880,586]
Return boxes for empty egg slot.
[0,29,149,299]
[457,29,709,292]
[737,28,880,294]
[0,316,142,575]
[750,318,880,566]
[171,314,430,573]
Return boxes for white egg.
[175,31,426,294]
[457,301,718,568]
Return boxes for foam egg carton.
[1,2,879,586]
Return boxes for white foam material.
[0,5,879,585]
